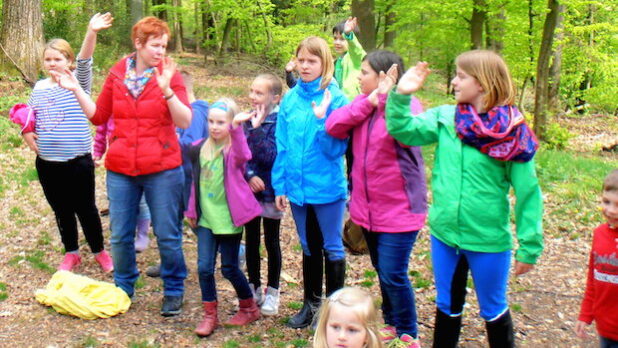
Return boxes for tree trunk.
[470,0,486,49]
[152,0,167,21]
[487,9,505,52]
[0,0,44,85]
[351,0,376,51]
[384,4,396,48]
[533,0,561,139]
[130,0,144,26]
[172,0,183,52]
[548,4,565,111]
[219,16,234,56]
[194,0,201,54]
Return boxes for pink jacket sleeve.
[185,183,197,219]
[326,94,375,139]
[93,120,110,158]
[229,124,252,167]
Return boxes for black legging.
[36,154,104,253]
[245,216,282,289]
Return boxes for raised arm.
[78,12,113,60]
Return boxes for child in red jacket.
[575,168,618,347]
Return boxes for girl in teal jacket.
[385,50,543,348]
[272,36,349,329]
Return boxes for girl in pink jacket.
[326,50,427,347]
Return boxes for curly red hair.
[131,16,171,45]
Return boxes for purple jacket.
[93,118,114,158]
[326,93,427,233]
[185,125,262,227]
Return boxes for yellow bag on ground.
[35,270,131,320]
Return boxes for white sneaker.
[249,284,265,306]
[260,286,280,316]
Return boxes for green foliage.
[81,336,100,348]
[543,123,575,150]
[0,282,7,302]
[287,301,303,310]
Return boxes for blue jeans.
[196,226,252,302]
[290,200,346,261]
[431,235,511,321]
[364,230,419,338]
[601,336,618,348]
[107,167,187,297]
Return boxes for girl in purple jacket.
[326,50,428,347]
[185,98,263,337]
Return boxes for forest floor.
[0,53,617,348]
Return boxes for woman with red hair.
[53,16,192,316]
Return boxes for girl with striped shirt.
[22,13,114,272]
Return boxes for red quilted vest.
[91,55,190,176]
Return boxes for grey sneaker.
[161,295,183,316]
[260,286,280,316]
[249,283,265,306]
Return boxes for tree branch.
[0,42,36,86]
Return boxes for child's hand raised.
[344,17,358,34]
[251,104,268,128]
[396,62,430,95]
[233,111,255,128]
[285,58,297,73]
[89,12,113,33]
[50,68,80,91]
[368,64,399,106]
[312,89,331,119]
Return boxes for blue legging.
[290,199,346,261]
[431,235,511,321]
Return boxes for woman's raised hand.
[50,68,80,91]
[89,12,113,32]
[312,89,331,119]
[155,57,176,96]
[396,62,431,95]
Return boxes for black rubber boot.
[286,253,322,329]
[325,258,346,297]
[486,310,514,348]
[432,308,462,348]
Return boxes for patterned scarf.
[124,56,154,99]
[455,103,539,162]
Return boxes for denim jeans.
[107,167,187,297]
[290,200,346,261]
[196,226,253,302]
[364,229,419,338]
[601,336,618,348]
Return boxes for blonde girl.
[313,287,382,348]
[185,98,263,337]
[272,36,349,329]
[385,50,543,347]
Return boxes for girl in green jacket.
[385,50,543,348]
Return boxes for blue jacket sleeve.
[271,107,288,196]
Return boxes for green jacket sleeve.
[344,32,366,68]
[508,159,544,264]
[385,91,440,146]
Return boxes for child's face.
[333,32,349,55]
[297,48,323,83]
[44,49,71,77]
[601,190,618,228]
[249,78,278,110]
[208,108,230,142]
[325,304,367,348]
[358,60,379,95]
[451,66,485,107]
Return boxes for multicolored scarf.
[124,56,154,99]
[455,104,539,162]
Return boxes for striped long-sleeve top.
[28,58,93,162]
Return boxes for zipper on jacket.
[363,112,377,231]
